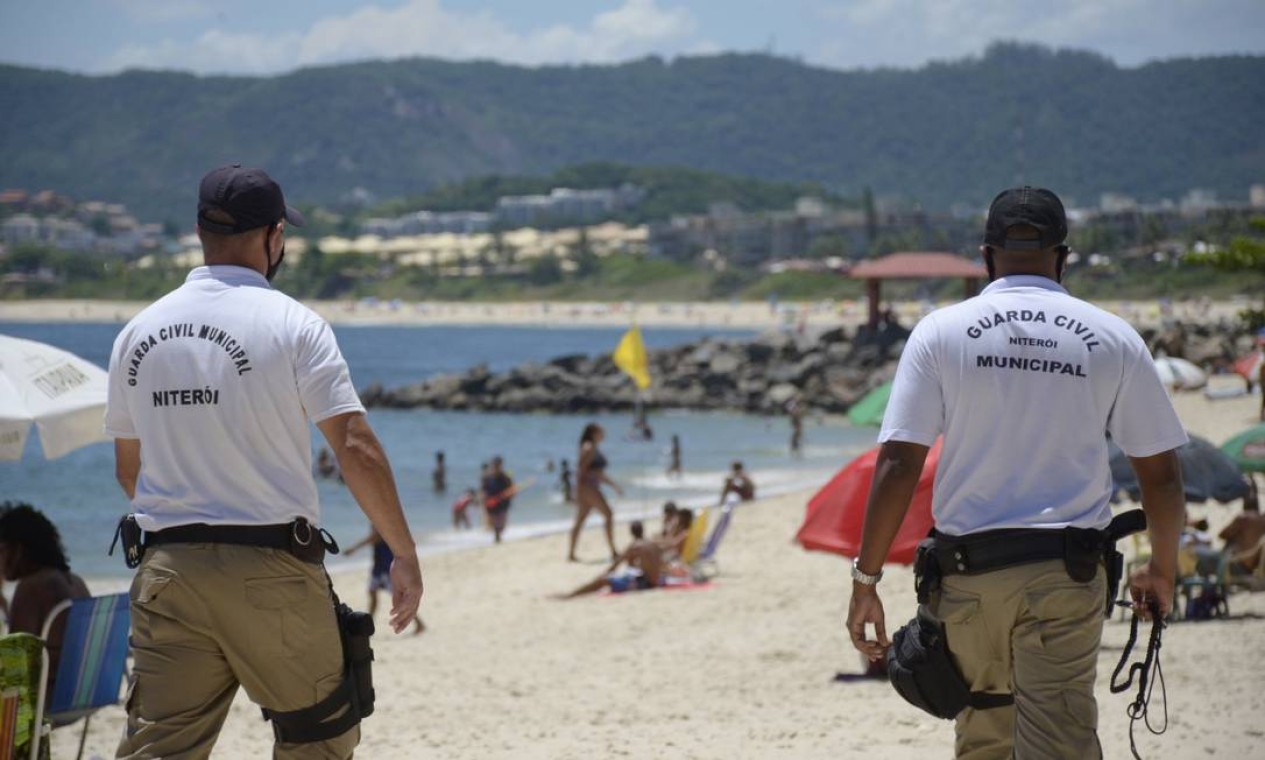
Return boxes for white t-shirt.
[105,266,365,531]
[880,275,1188,535]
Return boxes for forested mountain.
[2,42,1262,225]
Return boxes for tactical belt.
[146,522,295,550]
[931,526,1104,578]
[137,518,337,565]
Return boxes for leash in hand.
[1110,599,1168,760]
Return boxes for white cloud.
[101,0,704,74]
[808,0,1176,69]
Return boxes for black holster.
[109,514,145,569]
[1103,509,1148,617]
[262,597,376,743]
[913,537,941,604]
[891,511,1149,719]
[886,607,1013,720]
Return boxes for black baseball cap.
[983,186,1067,250]
[197,163,305,234]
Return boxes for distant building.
[1099,193,1138,213]
[1250,184,1265,208]
[1,214,40,246]
[1180,188,1217,213]
[494,185,643,227]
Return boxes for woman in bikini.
[567,422,622,562]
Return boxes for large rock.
[767,382,799,407]
[362,316,1254,415]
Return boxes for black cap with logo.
[197,164,306,234]
[983,186,1067,251]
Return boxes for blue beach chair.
[692,499,737,578]
[29,593,130,760]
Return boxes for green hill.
[2,42,1262,225]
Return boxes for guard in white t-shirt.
[106,164,424,759]
[845,187,1188,759]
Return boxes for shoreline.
[74,465,843,588]
[0,297,1248,330]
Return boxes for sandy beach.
[48,381,1264,758]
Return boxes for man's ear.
[1055,246,1069,283]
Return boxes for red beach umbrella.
[796,439,941,565]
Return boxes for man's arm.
[114,438,141,500]
[718,479,733,506]
[1127,449,1186,620]
[846,441,929,661]
[317,412,423,633]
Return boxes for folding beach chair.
[0,634,45,760]
[29,593,130,760]
[680,508,710,564]
[692,498,737,579]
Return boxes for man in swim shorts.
[558,521,664,598]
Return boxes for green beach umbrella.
[1221,423,1265,473]
[847,381,893,427]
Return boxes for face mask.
[263,226,285,283]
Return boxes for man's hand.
[847,584,889,662]
[1128,559,1174,621]
[388,554,424,634]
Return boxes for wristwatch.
[851,558,883,585]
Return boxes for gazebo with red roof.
[850,252,988,327]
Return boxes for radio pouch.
[886,607,1013,720]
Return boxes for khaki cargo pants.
[116,544,358,759]
[929,559,1106,760]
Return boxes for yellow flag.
[613,325,651,390]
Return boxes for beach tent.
[796,439,941,565]
[0,335,110,461]
[846,381,892,427]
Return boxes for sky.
[1,0,1263,76]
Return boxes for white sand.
[51,384,1264,758]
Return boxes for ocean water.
[1,321,878,579]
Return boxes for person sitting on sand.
[1219,478,1264,556]
[557,521,663,598]
[719,461,756,504]
[657,501,679,540]
[0,502,90,697]
[657,508,693,560]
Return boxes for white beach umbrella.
[1153,355,1207,391]
[0,334,110,460]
